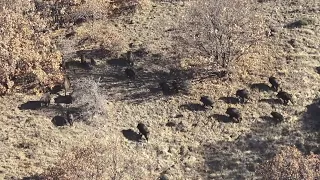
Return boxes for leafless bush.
[0,2,63,95]
[72,77,107,121]
[176,0,265,68]
[257,146,320,180]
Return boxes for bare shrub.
[72,77,107,121]
[0,3,63,95]
[257,146,320,180]
[41,142,107,180]
[175,0,265,68]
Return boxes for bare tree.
[176,0,265,68]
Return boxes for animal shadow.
[133,48,148,58]
[107,58,131,67]
[54,95,73,104]
[19,101,43,110]
[21,175,44,180]
[149,87,162,94]
[260,116,274,122]
[122,129,141,142]
[65,60,83,68]
[210,70,228,78]
[210,114,233,123]
[315,67,320,74]
[67,60,93,70]
[259,98,283,105]
[301,98,320,131]
[179,103,206,112]
[50,85,64,94]
[219,97,239,104]
[250,83,271,92]
[284,20,310,29]
[76,48,110,59]
[52,116,68,126]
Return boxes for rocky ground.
[0,0,319,179]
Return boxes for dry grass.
[39,136,158,180]
[40,141,108,180]
[258,146,320,180]
[76,21,127,57]
[0,0,319,179]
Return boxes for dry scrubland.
[0,0,319,179]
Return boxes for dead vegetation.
[39,138,156,180]
[40,142,108,180]
[0,1,63,95]
[258,146,320,180]
[175,0,266,69]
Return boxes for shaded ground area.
[203,120,320,179]
[301,97,320,131]
[65,50,229,104]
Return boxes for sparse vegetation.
[0,0,319,179]
[41,142,108,180]
[40,138,156,180]
[258,146,320,180]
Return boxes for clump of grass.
[257,146,320,180]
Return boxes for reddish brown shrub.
[0,3,63,95]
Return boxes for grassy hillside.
[0,0,319,179]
